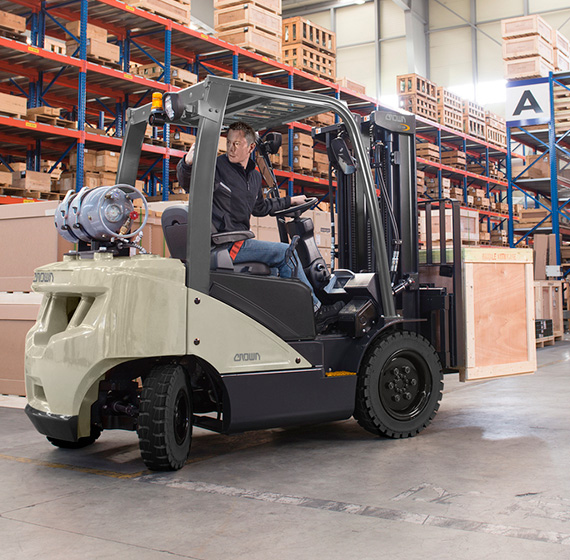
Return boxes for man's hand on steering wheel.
[290,195,308,206]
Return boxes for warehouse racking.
[506,71,570,277]
[0,0,518,246]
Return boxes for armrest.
[211,230,255,245]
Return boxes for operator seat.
[161,205,270,274]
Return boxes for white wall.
[295,0,570,115]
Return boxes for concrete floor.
[1,341,570,560]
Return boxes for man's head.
[227,122,256,168]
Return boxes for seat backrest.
[161,205,188,260]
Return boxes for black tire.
[47,425,102,449]
[137,364,192,471]
[354,331,443,438]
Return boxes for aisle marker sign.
[506,78,551,127]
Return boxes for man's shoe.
[315,301,345,333]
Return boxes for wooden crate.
[238,72,262,84]
[555,49,570,72]
[399,94,437,121]
[281,44,335,80]
[214,0,281,15]
[436,87,462,111]
[505,55,554,80]
[534,280,564,338]
[441,150,466,168]
[304,111,335,127]
[128,0,191,25]
[502,35,553,62]
[462,99,485,122]
[501,15,552,42]
[486,126,507,149]
[336,77,366,96]
[553,30,570,56]
[460,247,536,381]
[283,16,335,56]
[43,36,66,55]
[397,73,436,100]
[464,116,486,141]
[66,38,120,64]
[215,4,282,36]
[283,143,314,159]
[218,27,281,60]
[437,105,463,132]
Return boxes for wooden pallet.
[0,186,64,200]
[282,16,336,56]
[536,335,555,348]
[281,43,335,80]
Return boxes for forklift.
[24,77,462,471]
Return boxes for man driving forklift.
[176,121,344,330]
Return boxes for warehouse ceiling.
[283,0,372,16]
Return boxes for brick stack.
[64,21,120,65]
[436,87,463,132]
[462,99,486,141]
[397,74,437,121]
[502,15,556,79]
[215,0,282,61]
[282,16,336,81]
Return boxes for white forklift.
[24,77,460,471]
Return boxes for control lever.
[285,235,300,277]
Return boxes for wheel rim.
[378,350,432,421]
[173,388,190,446]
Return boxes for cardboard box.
[65,20,108,42]
[0,92,28,118]
[12,171,52,192]
[0,171,12,186]
[96,150,120,172]
[0,293,43,396]
[0,202,75,291]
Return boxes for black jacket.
[177,154,291,233]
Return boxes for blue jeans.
[233,239,320,309]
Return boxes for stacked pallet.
[0,162,53,198]
[64,21,120,65]
[335,77,366,95]
[128,0,191,26]
[502,15,556,79]
[436,87,462,132]
[467,160,505,181]
[553,84,570,134]
[57,149,119,193]
[424,176,451,199]
[215,0,282,60]
[415,142,439,162]
[553,30,570,72]
[462,100,486,141]
[313,150,329,179]
[131,63,198,87]
[282,131,313,174]
[282,16,336,81]
[441,149,466,169]
[397,74,437,121]
[416,170,425,195]
[485,112,507,149]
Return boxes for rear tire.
[137,364,192,471]
[47,425,102,449]
[354,331,443,438]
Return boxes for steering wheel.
[272,197,318,218]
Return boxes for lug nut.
[388,382,394,390]
[404,392,412,400]
[404,366,411,374]
[393,367,400,375]
[410,378,417,386]
[393,395,401,402]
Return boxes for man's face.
[227,129,254,168]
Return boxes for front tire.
[354,331,443,438]
[138,364,193,471]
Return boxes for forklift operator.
[176,121,343,327]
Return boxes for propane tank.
[54,184,148,243]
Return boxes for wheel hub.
[380,354,430,419]
[173,389,190,446]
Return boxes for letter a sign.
[506,78,551,128]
